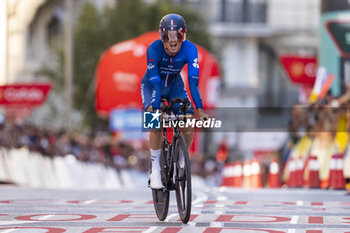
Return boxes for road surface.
[0,185,350,232]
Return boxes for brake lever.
[179,98,191,114]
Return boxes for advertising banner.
[0,83,51,106]
[280,55,317,86]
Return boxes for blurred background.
[0,0,349,191]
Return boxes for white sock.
[150,149,161,172]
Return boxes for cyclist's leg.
[168,78,195,149]
[141,78,164,189]
[181,115,195,149]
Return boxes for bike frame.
[152,97,192,223]
[162,118,182,191]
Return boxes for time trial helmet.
[159,14,187,43]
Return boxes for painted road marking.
[15,214,96,221]
[217,196,228,201]
[83,227,148,233]
[4,213,350,224]
[38,215,54,220]
[290,216,299,224]
[3,199,350,207]
[234,201,247,205]
[309,216,324,224]
[3,197,350,233]
[193,192,208,205]
[0,227,349,233]
[0,229,16,233]
[166,214,178,222]
[204,201,217,204]
[83,199,97,205]
[141,213,179,233]
[0,221,35,226]
[142,226,158,233]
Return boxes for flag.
[309,67,334,103]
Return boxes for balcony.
[220,0,267,24]
[174,0,269,37]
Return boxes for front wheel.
[152,189,169,221]
[152,143,170,221]
[174,134,192,224]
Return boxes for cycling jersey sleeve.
[187,43,203,109]
[147,44,161,110]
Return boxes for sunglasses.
[162,30,185,42]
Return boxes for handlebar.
[160,98,190,115]
[179,98,191,114]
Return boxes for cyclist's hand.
[197,108,209,121]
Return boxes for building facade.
[1,0,320,131]
[0,0,113,85]
[174,0,320,154]
[2,0,320,96]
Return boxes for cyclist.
[141,13,208,189]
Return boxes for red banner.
[280,55,317,86]
[95,31,221,117]
[0,83,51,106]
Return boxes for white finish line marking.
[142,191,207,232]
[83,199,97,205]
[165,213,178,222]
[0,221,35,226]
[193,192,208,205]
[217,195,227,201]
[0,229,16,233]
[210,222,224,227]
[38,215,54,220]
[142,227,158,233]
[290,216,299,224]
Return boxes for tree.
[73,3,109,131]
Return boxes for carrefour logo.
[4,88,44,102]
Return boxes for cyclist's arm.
[147,46,161,110]
[187,43,203,109]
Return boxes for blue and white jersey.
[143,39,203,110]
[146,39,199,79]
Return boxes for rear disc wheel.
[174,134,192,224]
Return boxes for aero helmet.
[159,14,187,42]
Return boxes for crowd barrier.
[221,134,350,191]
[283,133,350,190]
[222,159,264,189]
[0,147,127,189]
[0,147,206,189]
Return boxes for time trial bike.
[151,97,192,224]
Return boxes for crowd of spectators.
[288,93,347,136]
[0,119,149,171]
[280,89,350,189]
